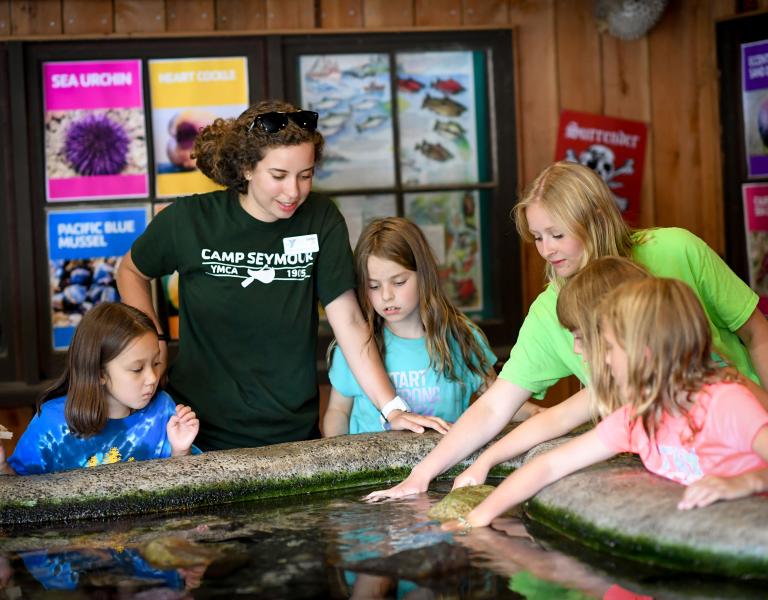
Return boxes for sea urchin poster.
[43,60,149,201]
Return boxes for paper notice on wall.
[43,60,149,201]
[149,57,249,198]
[743,182,768,315]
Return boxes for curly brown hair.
[193,99,325,194]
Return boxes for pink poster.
[43,60,149,201]
[743,183,768,314]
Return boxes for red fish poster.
[743,182,768,315]
[555,110,647,225]
[43,60,149,201]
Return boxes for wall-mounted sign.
[555,110,647,226]
[43,60,149,201]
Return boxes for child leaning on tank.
[436,275,768,531]
[0,302,199,476]
[322,216,541,437]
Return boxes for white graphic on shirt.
[657,444,703,485]
[389,368,440,416]
[200,248,313,286]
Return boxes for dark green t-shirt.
[131,189,355,449]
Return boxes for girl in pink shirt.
[444,277,768,531]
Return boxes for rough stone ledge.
[0,429,766,578]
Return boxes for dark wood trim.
[716,12,768,281]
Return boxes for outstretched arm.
[452,387,592,489]
[325,290,449,435]
[116,250,169,371]
[678,426,768,509]
[323,388,353,437]
[365,378,533,500]
[737,308,768,394]
[452,428,616,529]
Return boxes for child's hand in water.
[167,404,199,456]
[677,474,759,509]
[364,469,432,502]
[452,460,490,490]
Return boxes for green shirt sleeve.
[498,286,588,398]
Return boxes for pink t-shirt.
[596,381,768,485]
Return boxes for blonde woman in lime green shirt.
[368,161,768,501]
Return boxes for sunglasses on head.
[248,110,319,134]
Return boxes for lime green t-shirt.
[499,227,759,398]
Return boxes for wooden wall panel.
[415,0,460,27]
[115,0,165,33]
[166,0,214,32]
[362,0,413,27]
[601,36,654,227]
[555,0,601,113]
[320,0,363,28]
[63,0,112,35]
[217,0,267,31]
[462,0,509,26]
[266,0,316,29]
[10,0,61,35]
[648,1,713,244]
[0,1,9,36]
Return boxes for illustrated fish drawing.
[343,57,387,79]
[415,140,453,162]
[320,151,350,164]
[422,94,467,117]
[431,78,465,95]
[306,57,340,81]
[310,97,342,111]
[364,80,385,94]
[356,114,388,132]
[352,98,378,111]
[398,77,425,93]
[434,120,467,141]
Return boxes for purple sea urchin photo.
[64,114,130,176]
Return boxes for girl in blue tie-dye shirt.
[0,302,199,475]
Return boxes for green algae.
[0,466,413,527]
[525,498,768,579]
[427,484,496,521]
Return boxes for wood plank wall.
[1,0,766,417]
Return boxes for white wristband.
[379,395,410,423]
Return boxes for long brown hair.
[194,99,324,194]
[40,302,159,436]
[591,278,732,441]
[513,161,634,289]
[350,217,494,387]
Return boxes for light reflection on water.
[0,480,765,599]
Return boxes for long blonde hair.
[591,278,731,441]
[513,161,634,289]
[350,217,494,387]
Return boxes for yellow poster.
[149,57,249,198]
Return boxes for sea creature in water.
[65,114,130,176]
[398,77,425,93]
[310,96,342,111]
[421,94,467,117]
[427,485,496,521]
[433,120,467,141]
[415,140,453,162]
[431,78,465,95]
[351,98,378,111]
[356,114,388,132]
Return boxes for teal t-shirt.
[499,227,759,397]
[329,326,496,433]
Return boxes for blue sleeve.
[328,345,363,398]
[7,411,52,475]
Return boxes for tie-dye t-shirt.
[8,391,184,475]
